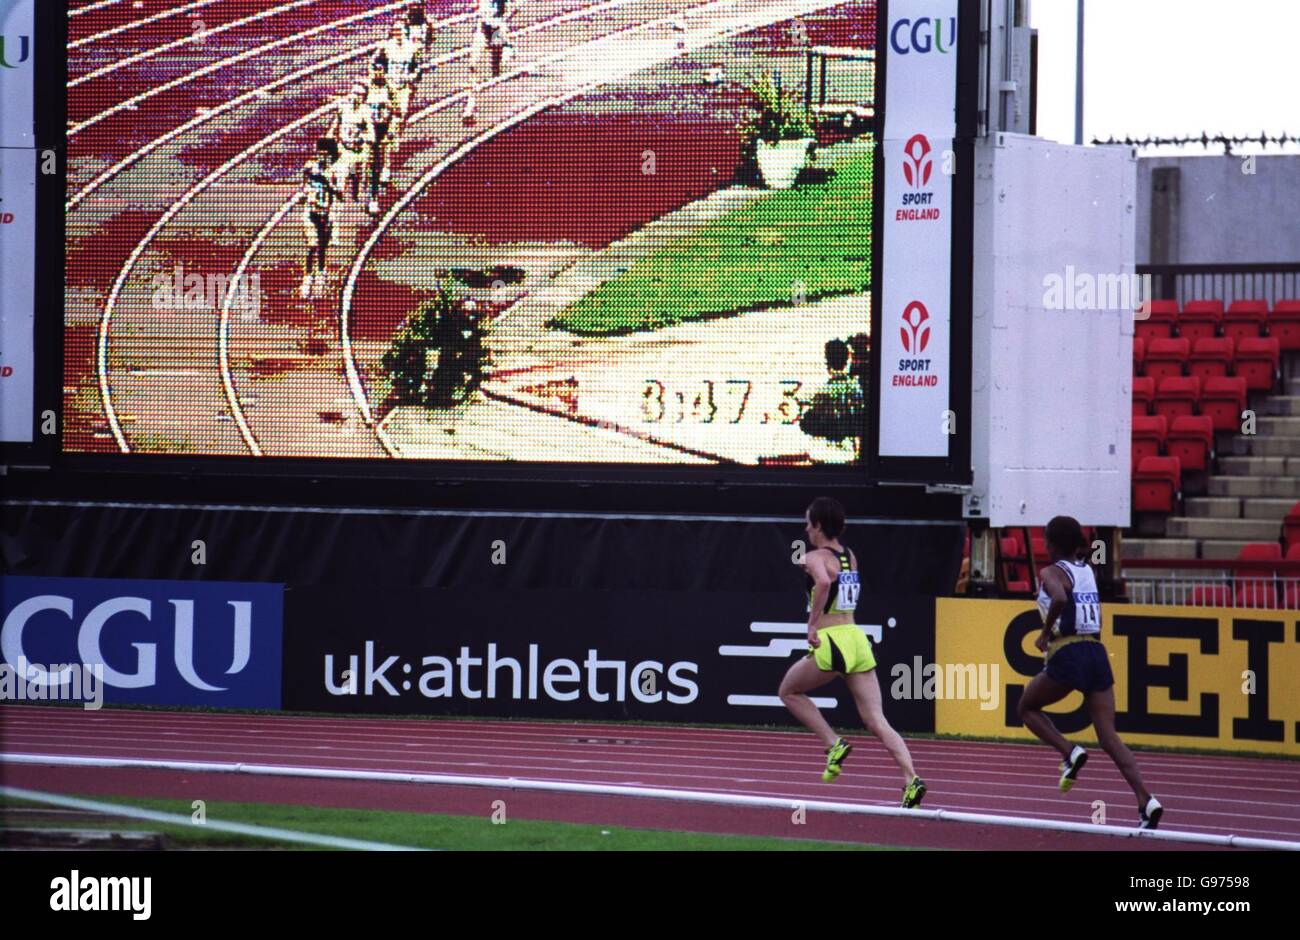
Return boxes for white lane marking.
[1,785,430,851]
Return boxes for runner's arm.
[805,551,832,642]
[1036,565,1070,650]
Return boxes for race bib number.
[835,571,860,611]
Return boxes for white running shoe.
[380,166,392,184]
[299,273,312,299]
[368,198,380,215]
[1058,745,1088,792]
[1139,796,1164,830]
[311,272,326,297]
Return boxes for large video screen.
[64,0,878,467]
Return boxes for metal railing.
[1121,558,1300,609]
[1136,263,1300,312]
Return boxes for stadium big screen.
[43,0,973,480]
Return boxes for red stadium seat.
[1199,376,1247,432]
[1190,584,1232,607]
[1166,415,1214,473]
[1234,337,1281,392]
[1234,543,1283,609]
[1134,455,1182,513]
[1132,376,1155,416]
[999,537,1031,594]
[1133,337,1145,375]
[1135,299,1178,344]
[1029,527,1047,563]
[1268,299,1300,352]
[1144,337,1190,382]
[1178,300,1223,344]
[1288,542,1300,607]
[1223,300,1268,345]
[1187,337,1234,383]
[1153,375,1200,423]
[1284,502,1300,552]
[1131,415,1167,472]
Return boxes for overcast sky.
[1031,0,1300,154]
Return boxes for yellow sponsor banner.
[935,599,1300,756]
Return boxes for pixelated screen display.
[65,0,877,467]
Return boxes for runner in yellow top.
[778,497,927,807]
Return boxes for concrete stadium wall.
[1136,154,1300,264]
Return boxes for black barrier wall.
[3,502,960,728]
[3,503,963,595]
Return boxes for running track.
[3,706,1297,849]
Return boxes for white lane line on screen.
[69,0,131,17]
[70,0,227,50]
[70,1,416,128]
[72,0,323,86]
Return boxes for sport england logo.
[894,301,937,388]
[900,300,930,354]
[903,134,933,187]
[897,134,942,222]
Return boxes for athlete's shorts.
[808,624,876,674]
[473,26,507,75]
[1044,636,1113,693]
[335,146,366,181]
[391,85,412,118]
[302,208,332,243]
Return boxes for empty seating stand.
[1135,299,1178,343]
[1166,415,1214,473]
[1223,300,1268,344]
[1285,501,1300,552]
[1154,376,1200,422]
[1131,415,1167,472]
[1235,543,1283,609]
[1234,337,1281,392]
[1134,455,1182,514]
[1133,376,1156,415]
[1144,337,1190,382]
[1187,337,1234,382]
[1269,299,1300,352]
[1178,300,1223,344]
[1199,376,1247,432]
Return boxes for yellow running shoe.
[822,738,852,782]
[902,775,927,808]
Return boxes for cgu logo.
[0,35,30,69]
[1,594,251,691]
[890,17,956,55]
[903,133,932,187]
[901,300,931,354]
